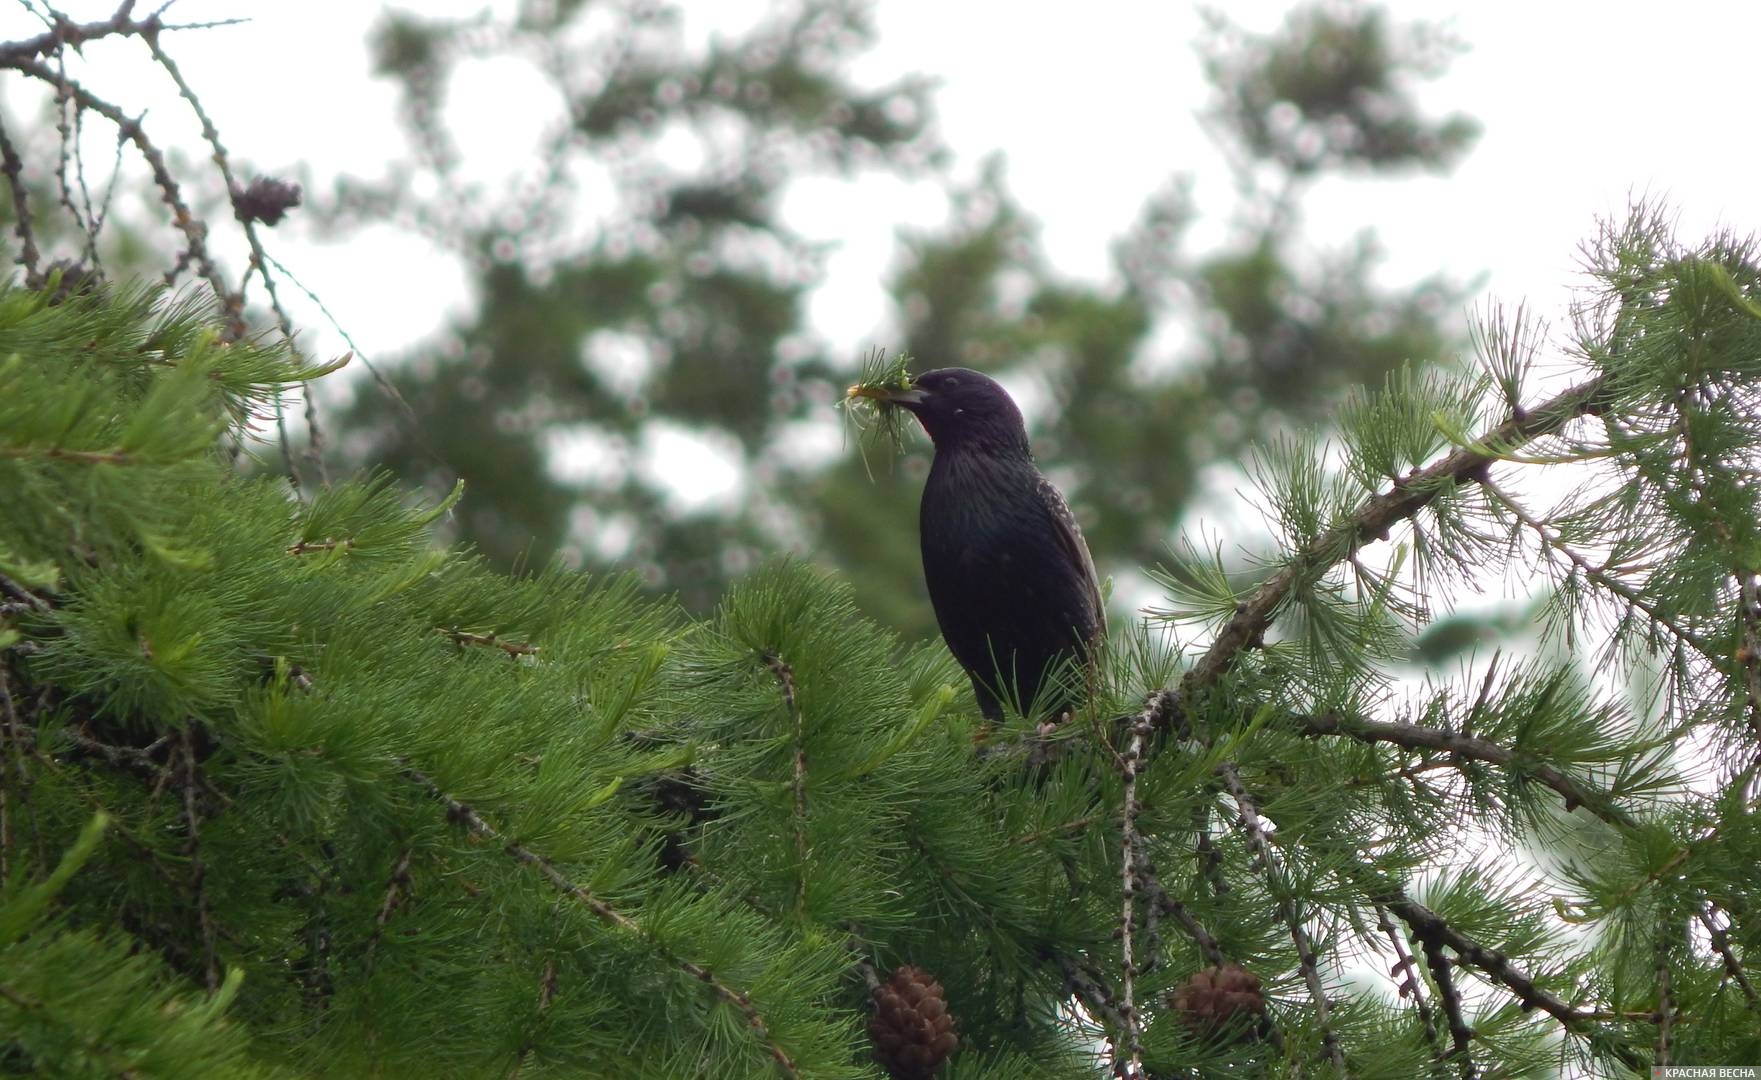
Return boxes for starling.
[850,368,1104,722]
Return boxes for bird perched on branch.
[849,368,1105,723]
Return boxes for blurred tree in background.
[326,1,1481,633]
[324,0,940,610]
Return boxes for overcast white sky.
[3,1,1758,517]
[7,1,1757,357]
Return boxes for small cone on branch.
[232,176,303,225]
[1170,963,1265,1041]
[868,964,958,1079]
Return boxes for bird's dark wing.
[1033,474,1105,640]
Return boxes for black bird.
[851,368,1105,722]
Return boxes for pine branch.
[1159,891,1227,970]
[1697,904,1758,1009]
[138,24,324,483]
[0,111,38,279]
[1192,802,1229,898]
[0,664,19,887]
[0,2,244,68]
[0,573,50,613]
[1289,710,1638,828]
[363,849,413,962]
[1418,933,1474,1077]
[506,958,560,1080]
[1373,876,1645,1069]
[1481,478,1714,658]
[405,767,802,1079]
[761,650,810,918]
[1114,694,1158,1079]
[1652,926,1673,1067]
[1055,952,1132,1046]
[58,723,172,784]
[177,725,219,994]
[1175,374,1610,705]
[1218,762,1344,1071]
[1373,902,1442,1063]
[1,54,231,306]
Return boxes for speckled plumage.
[878,368,1105,721]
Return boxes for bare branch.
[0,111,39,278]
[2,54,234,310]
[139,26,325,483]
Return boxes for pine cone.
[232,176,303,225]
[869,965,958,1079]
[1170,963,1264,1041]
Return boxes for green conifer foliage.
[4,212,1761,1076]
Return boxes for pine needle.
[840,346,918,478]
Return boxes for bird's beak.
[847,381,927,407]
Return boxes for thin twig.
[405,767,800,1078]
[178,725,218,993]
[439,627,539,658]
[2,55,232,306]
[1218,762,1344,1071]
[1419,934,1474,1076]
[0,111,39,278]
[1290,711,1638,828]
[1374,901,1441,1060]
[506,957,560,1079]
[1696,904,1758,1009]
[262,250,417,426]
[286,537,352,556]
[1481,477,1715,660]
[0,3,244,67]
[363,848,413,961]
[1114,692,1163,1079]
[1653,925,1673,1067]
[141,25,324,483]
[1176,374,1610,705]
[761,651,810,917]
[0,445,132,464]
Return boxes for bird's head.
[847,367,1030,455]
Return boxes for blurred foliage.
[325,0,1480,634]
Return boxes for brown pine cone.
[869,964,958,1079]
[232,176,303,225]
[1170,963,1264,1041]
